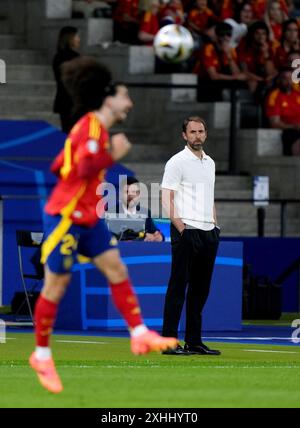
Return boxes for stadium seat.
[15,230,44,321]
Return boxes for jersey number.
[60,234,78,255]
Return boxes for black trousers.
[162,224,219,345]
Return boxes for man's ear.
[182,132,187,141]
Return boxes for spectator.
[186,0,218,42]
[265,67,300,155]
[107,177,164,242]
[207,0,224,18]
[139,0,156,12]
[274,19,299,68]
[138,0,160,45]
[252,0,289,20]
[238,21,277,94]
[234,1,255,27]
[197,22,246,82]
[113,0,140,44]
[160,0,185,26]
[52,26,80,134]
[220,0,244,20]
[264,0,288,42]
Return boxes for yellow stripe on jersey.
[41,184,87,264]
[60,183,87,218]
[60,138,72,179]
[89,114,101,140]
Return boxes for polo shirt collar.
[184,146,208,160]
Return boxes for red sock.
[34,295,58,347]
[109,279,144,329]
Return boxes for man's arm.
[269,116,300,130]
[144,215,164,242]
[162,188,185,234]
[213,203,217,225]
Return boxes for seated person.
[274,19,299,69]
[138,0,160,45]
[252,0,290,20]
[160,0,185,26]
[186,0,218,42]
[265,0,288,42]
[265,67,300,155]
[195,22,247,94]
[220,0,246,20]
[112,0,140,44]
[106,176,164,242]
[233,2,255,28]
[238,21,278,95]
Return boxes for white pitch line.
[203,337,296,341]
[4,363,300,369]
[62,365,300,369]
[243,349,300,355]
[55,340,109,345]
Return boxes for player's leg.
[93,248,178,354]
[29,268,71,394]
[30,215,78,393]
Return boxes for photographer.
[107,176,164,242]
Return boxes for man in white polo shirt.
[161,116,221,356]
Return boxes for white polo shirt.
[161,146,215,231]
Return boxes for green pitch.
[1,332,300,408]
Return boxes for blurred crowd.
[68,1,300,154]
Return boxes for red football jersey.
[187,7,216,33]
[220,0,234,20]
[45,112,114,226]
[113,0,139,22]
[238,38,275,75]
[265,88,300,125]
[200,43,238,75]
[139,11,160,44]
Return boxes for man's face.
[254,29,268,44]
[285,23,299,43]
[122,183,140,208]
[151,0,160,13]
[109,85,133,123]
[240,4,253,25]
[183,121,207,151]
[269,2,281,21]
[196,0,207,11]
